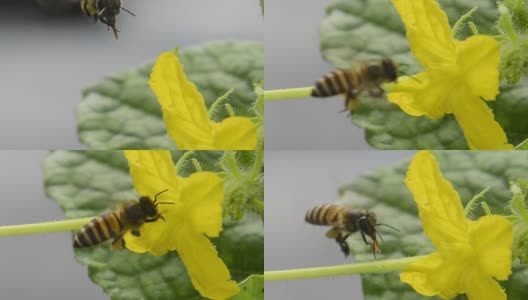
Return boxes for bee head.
[382,59,398,82]
[358,212,378,238]
[139,196,158,218]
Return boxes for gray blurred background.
[265,150,414,299]
[0,0,262,149]
[265,0,370,149]
[0,151,109,299]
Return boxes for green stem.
[451,7,478,38]
[191,158,203,172]
[0,217,93,237]
[249,145,264,182]
[224,103,236,117]
[263,87,312,101]
[223,151,243,180]
[481,202,492,215]
[208,88,235,118]
[264,256,423,281]
[464,186,490,218]
[499,4,520,44]
[175,151,195,175]
[250,198,264,219]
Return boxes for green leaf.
[260,0,264,15]
[336,151,528,299]
[43,150,263,300]
[77,41,264,150]
[320,0,528,149]
[231,275,264,300]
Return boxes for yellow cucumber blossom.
[149,52,257,150]
[401,151,513,299]
[389,0,513,150]
[123,150,239,299]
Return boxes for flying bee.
[305,204,397,257]
[311,59,398,112]
[80,0,136,39]
[73,189,172,250]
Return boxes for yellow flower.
[123,150,240,300]
[401,151,512,299]
[149,52,257,150]
[389,0,513,150]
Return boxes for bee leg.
[336,232,351,257]
[131,228,140,237]
[368,86,384,97]
[110,234,125,251]
[360,231,370,245]
[344,91,359,112]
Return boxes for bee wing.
[325,227,341,239]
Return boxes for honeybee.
[73,189,172,250]
[311,59,398,112]
[80,0,136,39]
[305,204,397,257]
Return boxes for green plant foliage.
[77,41,264,150]
[43,150,263,300]
[320,0,528,149]
[336,151,528,299]
[231,275,264,300]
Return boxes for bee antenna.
[153,189,169,203]
[376,223,400,232]
[121,6,136,16]
[156,202,174,205]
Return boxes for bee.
[80,0,136,39]
[311,59,398,112]
[305,204,397,257]
[73,189,172,250]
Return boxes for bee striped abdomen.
[73,212,123,248]
[305,204,344,226]
[311,70,359,98]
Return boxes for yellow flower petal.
[405,151,467,246]
[452,92,514,150]
[401,252,466,299]
[456,35,500,101]
[150,52,257,150]
[211,117,257,150]
[464,273,507,300]
[388,72,452,118]
[400,253,443,297]
[149,52,214,149]
[390,0,510,149]
[391,0,455,67]
[180,172,224,238]
[124,150,181,197]
[123,150,238,298]
[402,151,513,299]
[468,215,513,280]
[176,228,240,300]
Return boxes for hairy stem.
[264,256,423,281]
[263,87,312,101]
[0,217,93,237]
